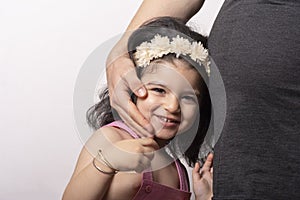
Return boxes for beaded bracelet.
[92,157,118,175]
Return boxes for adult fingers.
[107,54,147,98]
[116,103,154,137]
[120,69,154,134]
[106,56,154,136]
[123,69,147,98]
[106,55,133,101]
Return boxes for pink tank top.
[106,121,192,200]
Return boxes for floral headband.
[133,34,210,76]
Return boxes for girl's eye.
[151,88,166,94]
[182,95,197,103]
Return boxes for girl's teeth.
[160,117,172,122]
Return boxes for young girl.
[63,17,213,200]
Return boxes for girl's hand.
[192,153,213,200]
[102,137,159,173]
[106,53,154,137]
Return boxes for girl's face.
[136,59,202,144]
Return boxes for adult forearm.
[127,0,204,31]
[107,0,204,64]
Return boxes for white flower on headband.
[134,34,211,76]
[170,35,192,58]
[190,42,208,62]
[135,42,153,67]
[190,41,210,75]
[150,35,171,58]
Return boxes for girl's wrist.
[92,157,118,175]
[92,149,119,175]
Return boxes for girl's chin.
[153,129,177,141]
[154,135,175,147]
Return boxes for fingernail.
[137,88,146,96]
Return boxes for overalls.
[107,121,192,200]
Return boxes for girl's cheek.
[182,105,199,124]
[176,103,198,133]
[146,94,164,108]
[137,94,163,115]
[184,104,198,117]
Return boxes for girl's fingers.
[192,162,202,180]
[193,153,214,182]
[139,138,159,148]
[193,162,200,173]
[201,153,213,171]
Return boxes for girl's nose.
[164,94,180,113]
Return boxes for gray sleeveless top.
[208,0,300,199]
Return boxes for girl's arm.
[106,0,204,138]
[62,127,123,200]
[62,127,159,200]
[62,147,115,200]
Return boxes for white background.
[0,0,224,199]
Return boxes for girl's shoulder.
[95,124,133,143]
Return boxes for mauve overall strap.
[175,160,189,191]
[105,120,140,139]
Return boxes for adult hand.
[193,153,213,200]
[106,52,154,137]
[103,137,159,173]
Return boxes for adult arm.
[126,0,204,30]
[106,0,205,137]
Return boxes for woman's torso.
[208,0,300,199]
